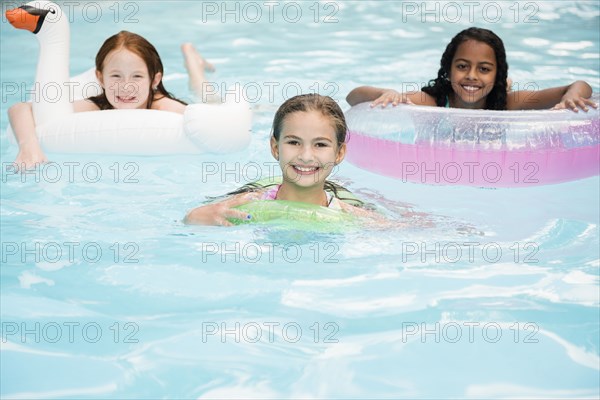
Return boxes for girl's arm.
[347,86,436,108]
[73,98,102,112]
[346,86,388,106]
[8,102,47,170]
[508,80,596,112]
[184,192,260,226]
[10,99,99,170]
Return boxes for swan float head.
[6,1,71,126]
[6,1,66,35]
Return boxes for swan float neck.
[6,1,72,126]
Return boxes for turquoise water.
[1,1,599,398]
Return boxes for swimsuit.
[260,185,344,210]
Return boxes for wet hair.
[422,27,508,110]
[272,93,347,148]
[224,180,365,207]
[88,31,187,110]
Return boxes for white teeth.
[462,85,480,91]
[295,166,317,172]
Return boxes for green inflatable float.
[227,177,364,231]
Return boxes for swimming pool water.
[1,1,599,398]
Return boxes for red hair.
[89,31,186,109]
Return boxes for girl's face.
[96,48,161,110]
[270,110,346,191]
[449,39,497,109]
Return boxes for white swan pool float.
[5,1,252,155]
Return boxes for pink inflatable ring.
[345,94,599,187]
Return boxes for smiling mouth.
[292,165,320,175]
[461,85,482,93]
[117,96,137,103]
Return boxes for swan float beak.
[6,5,53,34]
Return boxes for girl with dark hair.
[347,27,595,112]
[9,31,216,169]
[185,94,376,226]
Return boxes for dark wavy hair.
[89,31,186,110]
[422,27,508,110]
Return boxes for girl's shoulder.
[73,99,101,112]
[223,182,272,199]
[151,96,187,114]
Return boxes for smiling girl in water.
[8,31,215,169]
[184,94,376,226]
[347,27,596,112]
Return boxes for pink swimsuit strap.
[260,184,334,206]
[260,185,280,200]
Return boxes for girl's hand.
[551,95,598,113]
[13,144,48,171]
[371,90,414,108]
[184,192,260,226]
